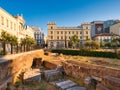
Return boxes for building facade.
[104,20,120,33]
[93,34,113,43]
[0,7,34,40]
[31,26,45,46]
[110,23,120,36]
[0,7,34,52]
[47,22,91,48]
[91,21,104,37]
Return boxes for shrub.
[51,49,119,59]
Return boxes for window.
[57,36,59,39]
[51,36,53,39]
[86,31,88,34]
[65,31,67,34]
[61,31,63,34]
[86,27,88,29]
[6,19,8,27]
[1,16,4,25]
[80,32,82,34]
[14,24,16,30]
[51,26,53,29]
[51,31,53,34]
[72,31,74,34]
[76,31,78,34]
[61,36,63,39]
[69,32,71,34]
[57,31,59,34]
[11,22,12,29]
[80,36,82,39]
[69,36,71,39]
[86,36,88,40]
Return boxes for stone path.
[51,80,87,90]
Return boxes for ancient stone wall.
[62,60,120,90]
[43,61,57,69]
[0,49,44,90]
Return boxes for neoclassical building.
[0,7,34,52]
[0,7,34,41]
[47,22,91,48]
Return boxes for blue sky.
[0,0,120,36]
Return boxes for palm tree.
[21,38,27,52]
[9,35,18,54]
[21,36,36,52]
[0,31,11,54]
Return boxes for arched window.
[51,26,53,29]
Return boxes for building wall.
[47,22,91,48]
[94,35,112,43]
[25,26,34,38]
[91,21,104,37]
[110,23,120,36]
[0,7,24,37]
[0,7,34,42]
[31,26,45,46]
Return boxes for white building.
[31,26,45,46]
[93,34,112,43]
[0,7,34,52]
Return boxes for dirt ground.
[43,53,120,69]
[6,80,59,90]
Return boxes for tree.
[9,35,18,54]
[0,31,12,54]
[91,40,100,49]
[69,35,79,48]
[21,36,36,52]
[84,39,100,50]
[84,39,91,49]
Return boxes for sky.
[0,0,120,36]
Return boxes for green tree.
[9,35,18,54]
[21,36,36,52]
[69,35,79,48]
[84,39,100,50]
[84,39,91,49]
[0,31,12,54]
[91,40,100,49]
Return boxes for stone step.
[66,86,87,90]
[55,80,77,90]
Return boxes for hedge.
[51,49,119,59]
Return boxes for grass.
[10,80,59,90]
[63,55,120,69]
[44,53,120,69]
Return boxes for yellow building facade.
[48,22,91,48]
[0,7,34,42]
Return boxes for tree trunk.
[16,44,18,53]
[3,42,6,55]
[24,44,25,52]
[11,44,13,54]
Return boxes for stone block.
[66,86,87,90]
[43,70,62,82]
[55,80,77,90]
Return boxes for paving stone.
[66,86,87,90]
[55,80,77,90]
